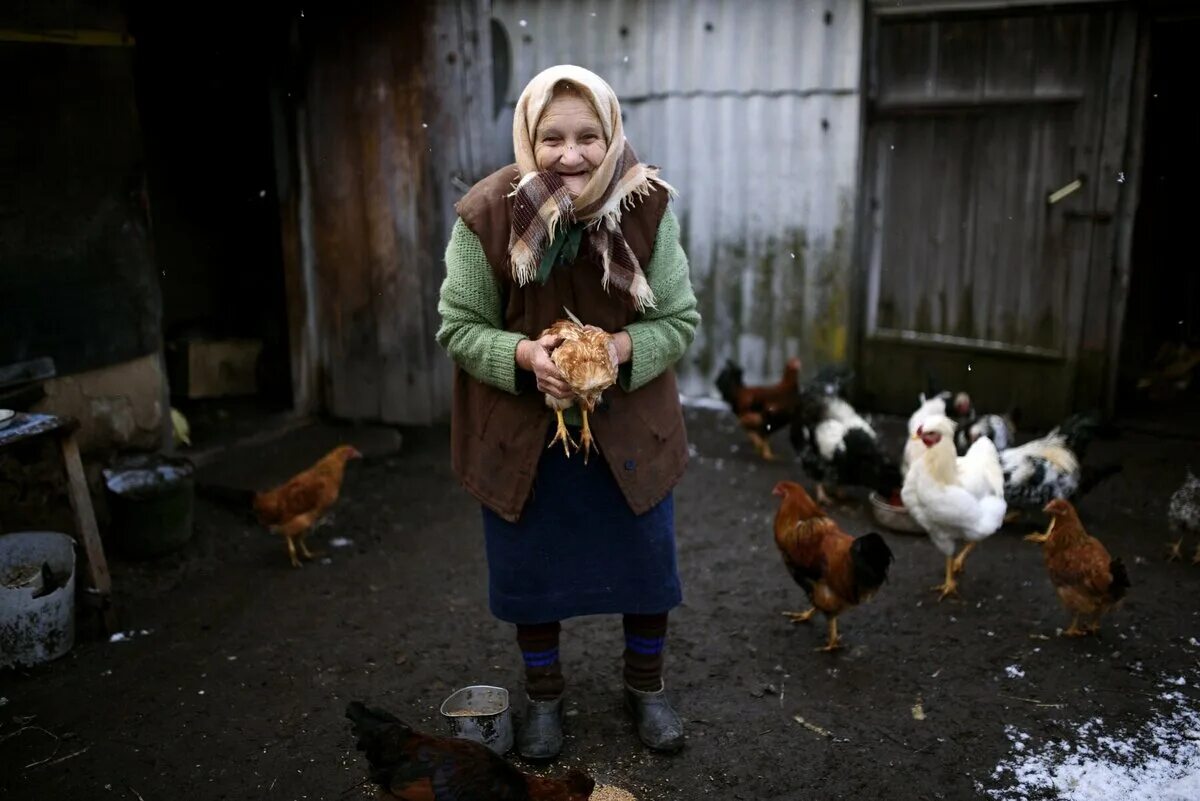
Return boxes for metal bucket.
[0,531,76,668]
[103,455,195,559]
[439,685,513,755]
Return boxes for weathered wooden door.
[858,5,1139,426]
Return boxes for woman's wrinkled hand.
[517,334,573,399]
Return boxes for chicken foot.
[548,409,577,457]
[1062,614,1091,637]
[579,408,599,465]
[298,535,322,562]
[285,536,301,568]
[782,608,817,624]
[748,431,775,460]
[815,483,833,507]
[931,555,960,601]
[951,542,977,576]
[1165,537,1184,562]
[818,617,842,652]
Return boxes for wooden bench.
[0,412,115,632]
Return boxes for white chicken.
[902,392,950,476]
[902,414,1008,600]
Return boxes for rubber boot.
[623,682,684,753]
[517,696,563,759]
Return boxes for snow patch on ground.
[983,674,1200,801]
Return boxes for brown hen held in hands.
[1025,499,1130,636]
[540,315,617,463]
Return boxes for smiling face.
[534,89,607,196]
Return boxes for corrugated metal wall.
[491,0,864,394]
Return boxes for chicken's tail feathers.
[1108,557,1131,603]
[851,532,894,594]
[346,702,414,785]
[714,361,744,407]
[346,701,410,742]
[973,496,1009,538]
[1053,409,1104,459]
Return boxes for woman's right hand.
[516,334,573,399]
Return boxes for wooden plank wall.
[858,6,1140,424]
[276,0,494,423]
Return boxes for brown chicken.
[716,357,801,460]
[772,480,894,651]
[252,444,362,567]
[1025,499,1130,637]
[541,312,617,463]
[346,702,594,801]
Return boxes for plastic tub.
[439,685,513,754]
[0,531,76,668]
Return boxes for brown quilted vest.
[450,164,689,522]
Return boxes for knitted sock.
[516,622,564,700]
[622,612,668,691]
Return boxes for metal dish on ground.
[869,491,925,534]
[439,685,513,755]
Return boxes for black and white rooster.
[995,412,1118,509]
[789,368,902,506]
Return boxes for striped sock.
[516,622,564,700]
[623,613,668,692]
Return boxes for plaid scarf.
[508,142,672,312]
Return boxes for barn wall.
[279,0,495,423]
[491,0,865,393]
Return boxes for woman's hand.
[516,334,573,399]
[584,326,632,370]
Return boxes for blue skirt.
[481,431,682,625]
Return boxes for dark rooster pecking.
[789,368,902,506]
[715,357,801,460]
[345,702,594,801]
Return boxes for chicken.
[955,412,1016,455]
[1166,469,1200,562]
[252,444,362,567]
[789,371,901,506]
[903,393,946,476]
[987,411,1119,518]
[1024,499,1130,636]
[902,414,1007,600]
[345,702,594,801]
[902,390,971,475]
[715,357,801,460]
[771,480,894,651]
[541,310,617,463]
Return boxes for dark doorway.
[127,5,294,437]
[1116,13,1200,436]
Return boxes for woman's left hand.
[585,326,632,369]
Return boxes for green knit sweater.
[437,208,699,421]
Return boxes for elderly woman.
[436,65,699,758]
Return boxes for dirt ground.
[2,407,1198,801]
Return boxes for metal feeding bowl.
[439,685,513,755]
[868,492,925,535]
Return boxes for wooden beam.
[58,431,115,633]
[0,29,134,47]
